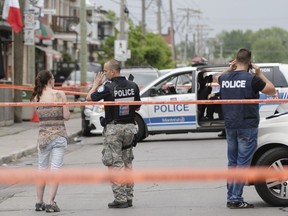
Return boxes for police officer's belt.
[107,120,134,125]
[122,144,133,150]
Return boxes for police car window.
[273,67,288,87]
[260,67,273,83]
[260,66,288,87]
[153,76,177,95]
[154,73,193,95]
[175,74,192,94]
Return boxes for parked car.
[81,67,160,136]
[251,110,288,206]
[88,63,288,140]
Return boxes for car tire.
[254,147,288,206]
[135,115,145,142]
[82,118,91,137]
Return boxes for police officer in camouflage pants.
[87,59,141,208]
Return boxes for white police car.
[89,63,288,141]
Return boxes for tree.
[216,30,253,59]
[251,27,288,63]
[97,23,173,69]
[213,27,288,63]
[127,25,173,69]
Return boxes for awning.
[35,23,54,40]
[35,46,62,59]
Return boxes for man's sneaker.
[46,202,60,213]
[227,201,254,209]
[108,200,128,208]
[127,199,133,207]
[35,202,46,211]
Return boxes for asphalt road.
[1,133,288,216]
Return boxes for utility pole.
[13,0,25,123]
[119,0,128,67]
[80,0,87,88]
[119,0,125,40]
[141,0,146,34]
[157,0,162,34]
[169,0,176,63]
[178,8,201,64]
[193,24,211,57]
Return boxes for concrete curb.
[0,130,82,165]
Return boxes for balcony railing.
[51,15,114,39]
[51,16,80,33]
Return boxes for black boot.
[108,200,128,208]
[218,130,226,138]
[127,199,133,207]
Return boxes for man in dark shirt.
[87,59,141,208]
[219,49,276,209]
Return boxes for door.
[144,71,197,132]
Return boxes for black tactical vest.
[105,76,139,124]
[220,71,260,129]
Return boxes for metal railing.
[51,16,80,33]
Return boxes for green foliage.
[215,27,288,63]
[97,24,173,69]
[61,51,72,62]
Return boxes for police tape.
[0,167,285,184]
[0,84,87,96]
[0,99,287,107]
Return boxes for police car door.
[146,70,197,132]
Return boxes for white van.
[89,63,288,141]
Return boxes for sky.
[90,0,288,42]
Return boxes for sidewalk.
[0,112,82,165]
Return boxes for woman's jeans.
[225,128,258,202]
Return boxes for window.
[154,72,193,95]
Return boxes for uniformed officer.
[219,49,276,209]
[87,59,141,208]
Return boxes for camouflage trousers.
[102,123,137,202]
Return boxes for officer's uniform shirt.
[91,76,141,124]
[219,71,266,129]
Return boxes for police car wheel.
[135,115,145,142]
[254,147,288,206]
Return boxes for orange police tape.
[0,99,287,107]
[0,83,87,97]
[0,167,286,185]
[1,83,287,106]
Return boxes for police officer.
[219,49,276,209]
[87,59,141,208]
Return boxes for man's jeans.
[226,128,258,202]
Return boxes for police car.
[251,111,288,206]
[89,63,288,141]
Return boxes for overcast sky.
[90,0,288,42]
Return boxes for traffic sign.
[24,11,35,29]
[114,40,127,61]
[42,9,56,15]
[24,29,35,45]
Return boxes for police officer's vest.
[105,77,138,124]
[220,71,260,129]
